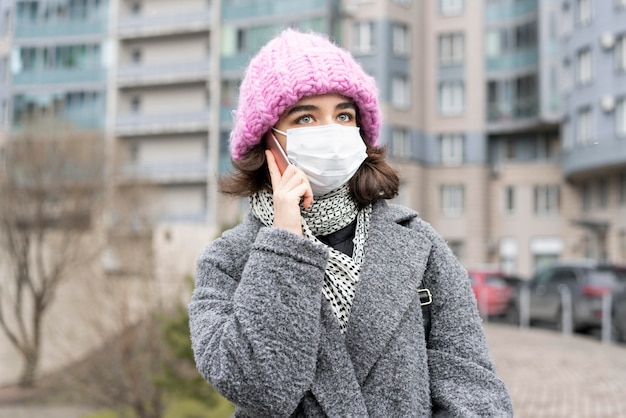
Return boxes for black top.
[316,220,357,257]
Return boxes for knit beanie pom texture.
[229,29,381,160]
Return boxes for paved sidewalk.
[485,323,626,418]
[1,323,625,417]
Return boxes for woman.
[189,29,513,417]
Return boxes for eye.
[337,113,353,123]
[296,115,314,124]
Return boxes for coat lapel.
[343,202,432,385]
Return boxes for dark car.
[611,266,626,342]
[509,260,626,334]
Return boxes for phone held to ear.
[265,132,291,175]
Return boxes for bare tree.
[0,126,105,387]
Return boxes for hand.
[266,150,314,236]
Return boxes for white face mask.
[273,124,367,196]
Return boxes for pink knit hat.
[229,29,381,160]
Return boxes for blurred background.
[0,0,625,417]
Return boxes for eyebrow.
[285,101,356,116]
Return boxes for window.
[581,181,592,212]
[353,21,374,54]
[616,35,626,72]
[616,97,626,137]
[131,48,142,64]
[236,29,247,53]
[439,0,464,16]
[514,21,537,50]
[620,172,626,204]
[131,2,141,15]
[620,230,626,262]
[392,24,410,56]
[532,137,554,160]
[576,48,592,85]
[391,75,410,109]
[390,127,411,159]
[438,33,464,66]
[439,134,464,165]
[597,177,609,208]
[447,241,465,261]
[504,186,515,215]
[439,82,464,115]
[534,185,560,216]
[576,0,592,26]
[130,96,141,113]
[577,107,593,144]
[441,184,464,216]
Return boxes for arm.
[417,221,513,417]
[188,223,328,416]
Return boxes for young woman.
[188,29,513,417]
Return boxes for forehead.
[286,93,355,111]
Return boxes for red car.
[467,270,517,317]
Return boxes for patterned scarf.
[250,185,372,333]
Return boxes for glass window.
[441,184,464,216]
[534,185,560,216]
[619,171,626,204]
[581,181,593,212]
[439,81,464,116]
[391,75,410,109]
[504,186,515,215]
[438,33,464,65]
[392,24,411,56]
[577,107,593,144]
[597,177,609,208]
[617,35,626,72]
[576,47,592,85]
[576,0,592,26]
[390,127,411,159]
[353,21,374,54]
[439,0,464,16]
[439,133,464,165]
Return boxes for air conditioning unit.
[600,33,615,50]
[600,95,615,112]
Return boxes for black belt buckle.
[418,288,432,306]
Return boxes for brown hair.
[219,143,399,208]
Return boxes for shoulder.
[373,201,444,246]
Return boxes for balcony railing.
[487,97,539,124]
[222,0,328,20]
[486,48,538,72]
[116,110,210,135]
[12,67,107,86]
[122,161,208,183]
[485,0,538,23]
[118,10,211,38]
[14,17,107,39]
[562,139,626,178]
[117,60,211,86]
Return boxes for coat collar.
[344,201,432,383]
[310,201,433,417]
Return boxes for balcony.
[12,67,107,87]
[122,161,208,184]
[14,17,107,40]
[486,48,538,73]
[117,60,211,87]
[118,11,211,39]
[562,140,626,179]
[220,53,252,75]
[487,97,539,130]
[223,0,328,20]
[485,0,538,23]
[116,111,210,136]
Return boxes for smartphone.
[265,132,291,175]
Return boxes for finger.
[265,150,281,190]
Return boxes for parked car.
[467,270,518,317]
[611,266,626,342]
[508,260,626,333]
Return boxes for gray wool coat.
[189,200,514,417]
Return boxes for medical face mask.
[273,124,367,196]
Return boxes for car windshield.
[485,276,509,287]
